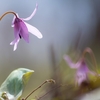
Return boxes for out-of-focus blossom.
[64,55,96,86]
[10,4,43,51]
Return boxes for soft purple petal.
[24,22,43,39]
[12,13,19,27]
[22,3,38,21]
[10,38,20,51]
[75,71,88,85]
[10,21,21,51]
[19,21,29,43]
[13,18,22,39]
[10,39,17,45]
[10,27,20,45]
[10,36,19,45]
[75,60,91,85]
[77,61,89,73]
[13,17,29,43]
[63,55,79,69]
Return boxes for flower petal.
[19,21,29,43]
[76,72,88,86]
[12,13,19,27]
[10,28,20,51]
[13,39,20,51]
[10,29,20,45]
[13,17,29,43]
[10,38,20,51]
[12,16,15,27]
[24,22,43,39]
[22,3,38,21]
[12,17,22,40]
[63,55,79,69]
[10,39,17,45]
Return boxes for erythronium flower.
[63,55,96,86]
[10,3,43,51]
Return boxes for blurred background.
[0,0,100,99]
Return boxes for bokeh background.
[0,0,100,100]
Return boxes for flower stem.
[82,47,98,74]
[37,84,67,100]
[23,79,55,100]
[0,11,18,20]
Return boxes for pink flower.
[64,55,96,86]
[10,4,43,51]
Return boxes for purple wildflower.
[10,4,43,51]
[64,55,96,86]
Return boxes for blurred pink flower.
[64,55,96,86]
[10,4,43,51]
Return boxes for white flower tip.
[13,49,16,51]
[10,42,13,45]
[11,24,14,27]
[13,45,17,51]
[38,34,43,39]
[10,39,20,51]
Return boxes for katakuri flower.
[10,4,43,51]
[64,55,96,86]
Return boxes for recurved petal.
[25,22,43,39]
[22,3,38,21]
[63,55,79,69]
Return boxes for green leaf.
[0,68,34,100]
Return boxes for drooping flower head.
[10,3,43,51]
[64,55,89,85]
[63,48,97,86]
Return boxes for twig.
[22,79,55,100]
